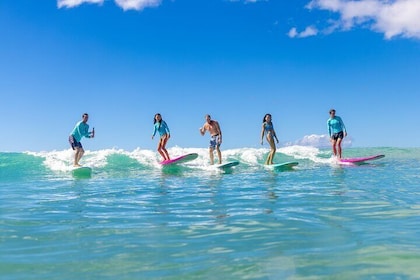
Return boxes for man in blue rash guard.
[327,109,347,159]
[69,113,94,167]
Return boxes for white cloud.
[228,0,267,2]
[297,0,420,39]
[115,0,161,11]
[291,134,352,148]
[288,26,318,38]
[57,0,103,8]
[288,27,298,38]
[57,0,161,11]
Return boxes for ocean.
[1,146,419,279]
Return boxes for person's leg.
[265,153,271,165]
[266,136,276,165]
[74,147,84,166]
[73,148,79,166]
[270,146,276,165]
[336,138,343,159]
[157,139,167,160]
[162,148,170,161]
[209,147,215,165]
[216,146,222,164]
[331,139,337,157]
[161,135,170,160]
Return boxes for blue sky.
[1,0,419,152]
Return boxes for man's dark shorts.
[331,131,344,141]
[69,135,83,150]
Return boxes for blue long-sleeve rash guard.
[327,116,346,137]
[70,121,90,142]
[153,121,170,137]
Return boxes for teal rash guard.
[153,121,170,137]
[327,116,346,137]
[70,121,90,142]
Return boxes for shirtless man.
[199,114,222,165]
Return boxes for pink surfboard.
[160,153,198,166]
[340,154,385,164]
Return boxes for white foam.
[279,145,331,164]
[26,145,336,171]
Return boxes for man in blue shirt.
[327,109,347,159]
[69,113,94,167]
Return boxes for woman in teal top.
[260,113,279,165]
[327,109,347,159]
[152,113,171,162]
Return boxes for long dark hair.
[262,113,271,123]
[153,113,162,124]
[154,113,163,129]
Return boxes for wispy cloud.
[291,0,420,39]
[291,134,352,148]
[115,0,161,11]
[227,0,267,3]
[57,0,103,9]
[288,26,318,38]
[57,0,162,11]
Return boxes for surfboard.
[216,161,240,170]
[160,153,198,166]
[269,161,299,171]
[339,154,385,165]
[72,166,92,177]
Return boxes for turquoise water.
[1,146,419,279]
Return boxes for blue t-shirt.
[153,121,170,137]
[70,121,90,142]
[327,116,346,137]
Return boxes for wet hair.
[153,113,161,124]
[154,113,163,129]
[82,113,89,118]
[329,109,336,114]
[262,113,271,123]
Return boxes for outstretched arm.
[152,125,157,139]
[260,124,265,145]
[199,123,207,136]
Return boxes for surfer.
[199,114,222,165]
[152,113,171,161]
[260,113,279,165]
[69,113,94,167]
[327,109,347,159]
